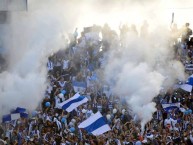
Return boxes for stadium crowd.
[1,22,193,145]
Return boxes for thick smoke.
[93,0,188,130]
[104,27,185,130]
[0,0,75,116]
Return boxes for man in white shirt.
[164,115,177,130]
[86,105,93,118]
[31,127,40,139]
[58,77,66,89]
[63,58,69,70]
[55,96,61,108]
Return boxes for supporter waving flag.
[78,112,111,136]
[2,114,20,123]
[2,107,28,123]
[72,81,87,93]
[162,103,180,113]
[180,74,193,92]
[58,93,88,112]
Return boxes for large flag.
[180,74,193,92]
[58,93,88,112]
[162,103,180,113]
[72,81,86,93]
[11,107,28,118]
[2,113,20,123]
[78,112,111,136]
[11,107,26,113]
[2,107,28,123]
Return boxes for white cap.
[113,108,117,114]
[106,114,111,120]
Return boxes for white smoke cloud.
[0,0,74,116]
[104,28,185,131]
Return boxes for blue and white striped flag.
[2,107,28,123]
[180,74,193,92]
[78,112,111,136]
[58,93,88,112]
[11,107,28,118]
[162,103,180,113]
[11,107,26,113]
[185,64,193,71]
[72,81,86,93]
[2,113,20,123]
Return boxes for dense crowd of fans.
[0,22,193,145]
